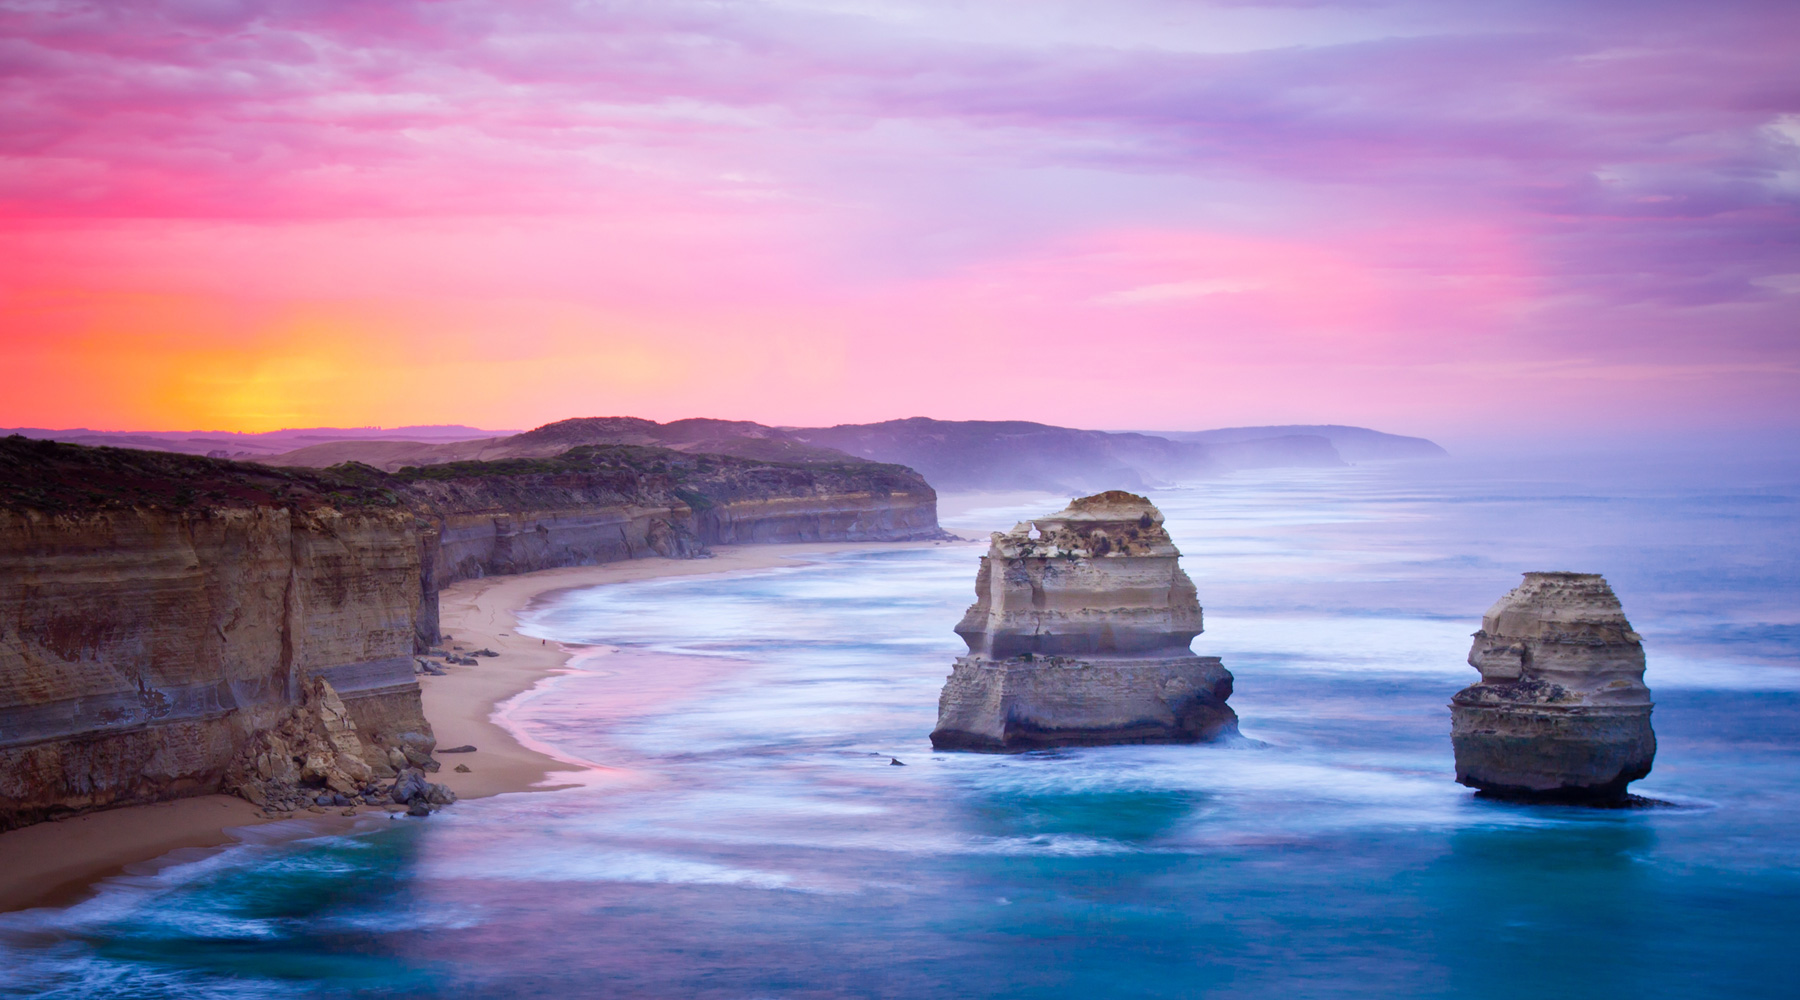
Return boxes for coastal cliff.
[0,440,432,831]
[0,437,944,829]
[374,445,944,647]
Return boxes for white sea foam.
[0,953,310,1000]
[969,835,1138,857]
[420,846,808,891]
[9,459,1798,995]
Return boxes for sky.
[1,0,1797,443]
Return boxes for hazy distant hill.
[257,417,855,470]
[779,418,1345,492]
[255,416,1401,493]
[0,425,513,458]
[781,419,1211,492]
[14,417,1444,493]
[1154,425,1449,462]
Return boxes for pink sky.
[2,0,1797,442]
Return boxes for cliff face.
[0,436,945,829]
[0,440,432,830]
[1450,572,1655,802]
[930,491,1237,750]
[684,463,942,545]
[383,446,945,646]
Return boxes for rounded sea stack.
[929,491,1238,751]
[1450,572,1656,803]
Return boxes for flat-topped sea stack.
[1451,572,1656,803]
[930,491,1237,750]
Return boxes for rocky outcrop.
[0,439,435,830]
[223,677,377,808]
[221,677,457,817]
[930,491,1237,750]
[1450,572,1656,803]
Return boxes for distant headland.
[3,417,1448,495]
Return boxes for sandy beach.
[422,539,967,800]
[0,538,966,914]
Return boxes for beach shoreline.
[0,538,964,914]
[423,540,965,802]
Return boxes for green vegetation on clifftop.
[0,436,404,513]
[1,437,935,519]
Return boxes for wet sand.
[423,540,963,800]
[0,796,268,913]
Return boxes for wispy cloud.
[0,0,1795,434]
[1093,279,1263,305]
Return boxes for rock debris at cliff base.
[930,491,1238,750]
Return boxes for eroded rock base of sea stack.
[1450,706,1654,802]
[931,654,1237,750]
[1450,571,1655,804]
[930,490,1238,751]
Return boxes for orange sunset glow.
[1,0,1796,442]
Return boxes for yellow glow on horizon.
[1,290,704,432]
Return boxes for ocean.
[4,454,1797,999]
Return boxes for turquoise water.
[4,456,1798,999]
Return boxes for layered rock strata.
[930,491,1237,750]
[1,436,946,829]
[389,445,946,647]
[0,442,435,831]
[1450,572,1655,803]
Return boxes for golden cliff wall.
[698,490,941,544]
[422,490,940,582]
[394,447,946,646]
[0,503,431,830]
[0,437,945,829]
[433,505,699,581]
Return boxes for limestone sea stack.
[1451,572,1656,803]
[930,491,1238,750]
